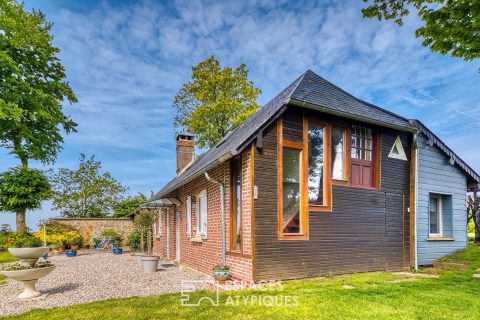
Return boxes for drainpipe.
[204,172,226,266]
[413,132,419,270]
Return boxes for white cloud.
[2,0,479,229]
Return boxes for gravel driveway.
[0,251,210,316]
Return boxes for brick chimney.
[176,133,195,174]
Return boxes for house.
[140,70,479,282]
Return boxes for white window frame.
[429,195,443,237]
[157,210,163,237]
[196,189,208,239]
[186,196,192,238]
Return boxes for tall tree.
[112,192,149,218]
[51,154,127,218]
[0,0,77,230]
[173,56,261,148]
[361,0,480,67]
[0,167,52,231]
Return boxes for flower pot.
[8,247,50,260]
[134,252,147,267]
[213,270,230,284]
[58,245,65,253]
[1,266,56,299]
[71,244,79,250]
[66,250,77,257]
[113,248,123,255]
[141,255,160,273]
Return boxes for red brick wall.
[152,146,254,282]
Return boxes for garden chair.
[95,236,111,250]
[92,237,101,249]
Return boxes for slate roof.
[149,69,478,201]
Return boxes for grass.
[3,244,480,320]
[0,251,19,284]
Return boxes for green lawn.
[3,245,480,320]
[0,251,19,284]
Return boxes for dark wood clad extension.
[253,105,412,281]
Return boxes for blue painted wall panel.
[417,134,467,265]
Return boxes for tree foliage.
[0,167,52,232]
[173,56,261,148]
[468,192,480,243]
[112,192,148,218]
[362,0,480,64]
[0,0,78,167]
[51,154,127,218]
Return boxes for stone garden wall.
[49,218,135,246]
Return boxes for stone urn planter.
[8,247,49,266]
[8,247,50,260]
[134,252,147,267]
[3,247,55,299]
[141,255,160,273]
[1,266,55,299]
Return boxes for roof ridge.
[297,70,409,123]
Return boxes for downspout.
[204,172,226,266]
[413,132,419,270]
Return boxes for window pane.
[331,127,344,180]
[283,148,301,234]
[232,158,242,251]
[308,124,324,206]
[429,197,439,234]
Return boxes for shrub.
[126,231,147,252]
[33,222,81,247]
[63,231,81,248]
[101,228,123,243]
[3,232,43,248]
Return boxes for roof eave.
[150,149,238,201]
[287,97,415,133]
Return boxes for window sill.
[190,236,205,243]
[427,237,455,241]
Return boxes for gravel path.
[0,251,210,316]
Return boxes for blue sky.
[1,0,479,229]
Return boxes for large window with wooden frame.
[331,126,347,181]
[231,157,242,252]
[278,115,381,239]
[278,120,308,240]
[307,122,331,211]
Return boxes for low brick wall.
[49,218,135,246]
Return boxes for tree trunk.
[16,208,27,233]
[140,229,144,253]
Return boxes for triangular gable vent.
[388,135,407,161]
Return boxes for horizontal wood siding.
[416,134,468,265]
[253,106,411,281]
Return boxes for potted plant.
[135,209,160,273]
[127,230,146,266]
[6,232,49,266]
[64,231,81,257]
[213,264,231,284]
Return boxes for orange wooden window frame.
[230,156,243,253]
[331,125,350,185]
[305,117,332,212]
[277,119,309,240]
